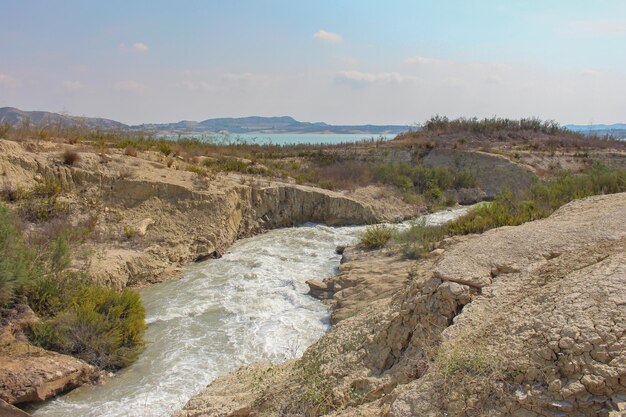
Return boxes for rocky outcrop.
[0,351,97,405]
[0,309,99,406]
[178,193,626,417]
[422,148,536,197]
[0,399,32,417]
[306,246,416,324]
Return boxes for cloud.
[482,75,503,85]
[0,73,21,88]
[62,80,83,90]
[176,80,214,92]
[404,55,442,65]
[335,70,416,87]
[313,29,343,43]
[580,69,602,78]
[569,20,626,34]
[113,80,146,92]
[132,42,149,52]
[223,72,272,83]
[119,42,149,52]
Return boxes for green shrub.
[0,205,39,306]
[371,161,476,199]
[157,142,172,156]
[0,203,146,370]
[394,219,446,259]
[1,182,26,202]
[27,275,75,318]
[392,165,626,259]
[19,196,67,222]
[359,225,394,249]
[447,164,626,236]
[123,225,136,240]
[30,286,146,369]
[203,157,251,173]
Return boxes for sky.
[0,0,625,125]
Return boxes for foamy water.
[30,206,471,417]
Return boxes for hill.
[0,107,126,130]
[0,107,410,135]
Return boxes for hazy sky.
[1,0,625,125]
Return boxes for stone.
[135,218,155,236]
[0,399,32,417]
[306,279,328,291]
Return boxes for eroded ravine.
[30,207,470,417]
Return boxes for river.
[30,207,470,417]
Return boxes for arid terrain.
[0,120,625,416]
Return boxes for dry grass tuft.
[62,149,80,165]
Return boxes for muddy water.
[31,207,471,417]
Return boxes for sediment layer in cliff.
[0,139,413,290]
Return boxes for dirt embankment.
[0,139,415,289]
[177,193,626,417]
[0,136,593,412]
[0,138,415,408]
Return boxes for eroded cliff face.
[0,139,403,289]
[177,193,626,417]
[0,139,411,407]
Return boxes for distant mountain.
[135,115,409,135]
[0,107,127,130]
[565,123,626,139]
[566,123,626,131]
[0,107,410,135]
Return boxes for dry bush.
[124,146,138,157]
[118,167,136,179]
[1,181,25,202]
[62,149,80,165]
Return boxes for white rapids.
[30,206,471,417]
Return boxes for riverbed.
[31,207,470,417]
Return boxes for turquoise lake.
[163,133,398,146]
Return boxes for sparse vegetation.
[285,354,335,416]
[393,164,626,258]
[371,161,476,196]
[1,181,26,202]
[0,123,11,138]
[433,342,507,413]
[358,224,394,249]
[17,176,67,222]
[0,198,146,370]
[0,205,38,306]
[424,115,566,135]
[446,163,626,235]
